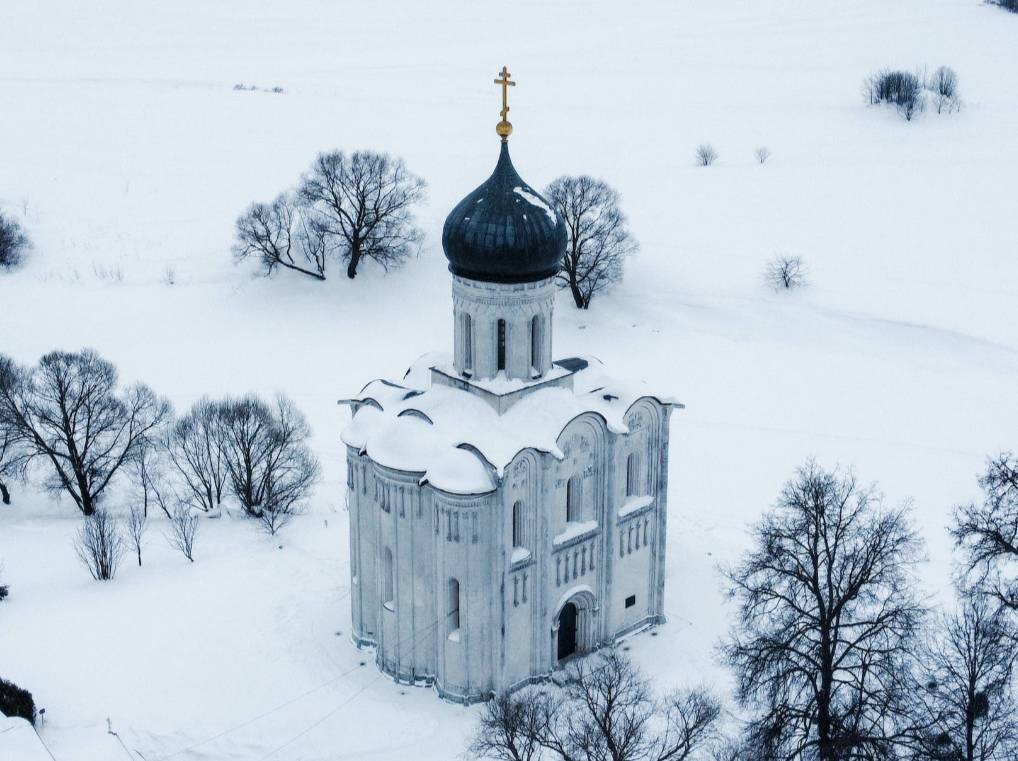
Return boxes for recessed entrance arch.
[553,588,597,664]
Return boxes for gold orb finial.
[494,66,516,142]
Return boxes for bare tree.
[0,356,28,505]
[168,506,199,562]
[913,597,1018,761]
[125,422,171,518]
[545,176,638,309]
[0,213,30,270]
[952,454,1018,612]
[298,150,426,279]
[695,144,718,166]
[722,460,925,761]
[219,394,319,531]
[165,398,229,514]
[126,505,147,566]
[470,650,720,761]
[754,147,771,165]
[74,508,127,580]
[233,191,328,281]
[764,255,807,290]
[0,350,170,515]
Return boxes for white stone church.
[341,84,679,702]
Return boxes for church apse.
[339,68,681,703]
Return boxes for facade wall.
[451,275,555,381]
[348,398,673,703]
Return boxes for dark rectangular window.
[625,595,636,608]
[497,319,506,372]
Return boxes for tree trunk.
[81,490,95,516]
[0,480,10,505]
[347,245,362,279]
[569,281,584,308]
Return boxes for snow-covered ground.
[2,1,1017,758]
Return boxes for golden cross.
[494,66,516,128]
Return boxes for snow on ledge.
[618,495,654,518]
[511,547,531,564]
[448,629,461,643]
[553,520,599,547]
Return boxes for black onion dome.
[442,142,566,283]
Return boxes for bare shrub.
[0,213,30,270]
[233,191,328,281]
[219,394,319,534]
[545,175,638,309]
[754,147,771,164]
[126,505,147,566]
[865,69,926,121]
[0,349,170,515]
[298,150,426,279]
[928,66,961,114]
[91,263,124,283]
[987,0,1018,13]
[694,144,718,166]
[764,255,807,290]
[74,508,127,580]
[469,649,720,761]
[168,506,199,562]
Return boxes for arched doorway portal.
[557,602,578,661]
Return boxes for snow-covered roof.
[340,354,681,495]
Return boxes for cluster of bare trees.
[0,349,320,580]
[471,457,1018,761]
[865,67,962,122]
[471,650,721,761]
[721,459,1018,761]
[234,150,427,280]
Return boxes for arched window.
[530,315,541,372]
[626,452,641,497]
[512,500,524,548]
[566,475,581,523]
[382,547,394,608]
[447,578,461,634]
[463,313,473,372]
[497,319,507,372]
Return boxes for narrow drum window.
[463,313,473,372]
[383,547,394,607]
[566,475,581,522]
[497,319,506,372]
[447,578,461,633]
[626,452,641,497]
[512,500,524,548]
[530,315,541,371]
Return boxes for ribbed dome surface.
[442,143,566,284]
